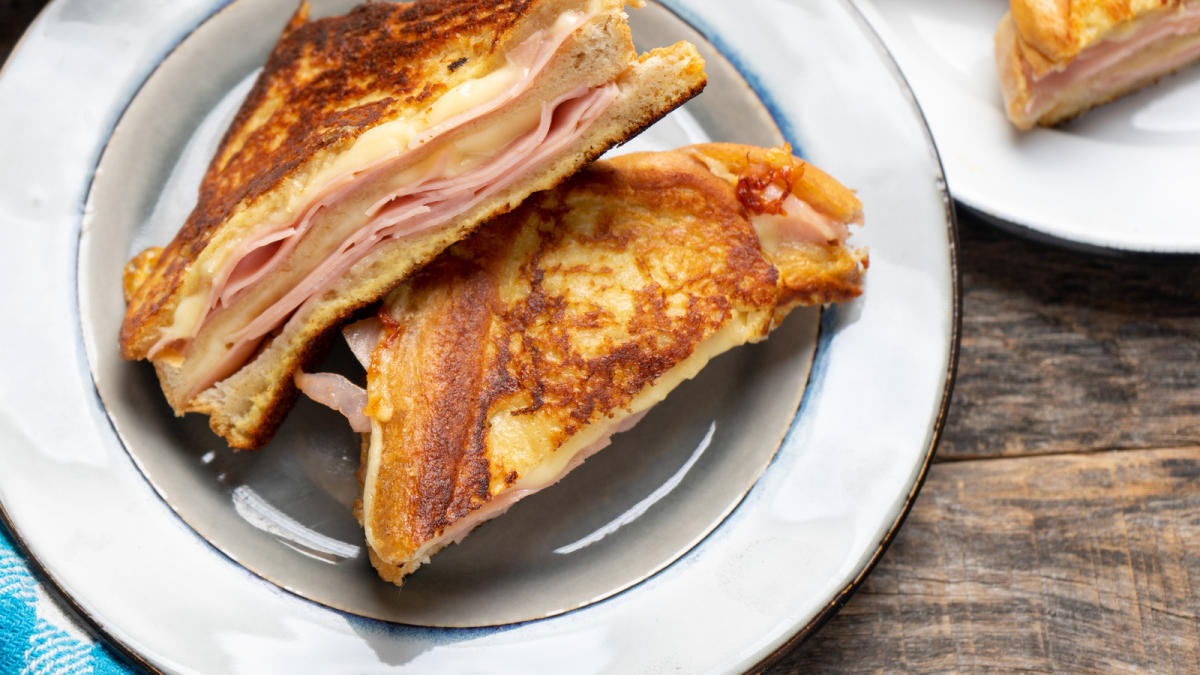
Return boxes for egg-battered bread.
[997,0,1200,128]
[354,144,867,585]
[119,0,706,448]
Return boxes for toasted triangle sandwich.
[996,0,1200,128]
[119,0,706,449]
[299,144,867,585]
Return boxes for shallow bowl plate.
[0,0,956,671]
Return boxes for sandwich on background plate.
[120,0,706,448]
[996,0,1200,129]
[298,143,868,585]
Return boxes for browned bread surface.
[997,0,1200,128]
[1010,0,1185,67]
[118,0,706,448]
[190,43,703,449]
[361,144,866,583]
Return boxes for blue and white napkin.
[0,527,129,674]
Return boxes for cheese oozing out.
[150,8,615,399]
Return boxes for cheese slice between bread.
[120,0,706,448]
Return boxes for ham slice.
[184,83,618,398]
[757,193,856,246]
[293,371,370,433]
[231,84,618,348]
[147,9,599,361]
[1024,3,1200,118]
[737,160,858,247]
[293,317,384,432]
[342,317,386,368]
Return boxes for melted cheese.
[155,8,595,353]
[283,9,592,229]
[173,83,616,399]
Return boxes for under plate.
[0,0,956,671]
[854,0,1200,255]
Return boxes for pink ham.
[771,193,857,245]
[184,83,618,397]
[742,175,859,247]
[293,317,383,431]
[147,9,598,361]
[342,317,386,368]
[1025,3,1200,116]
[293,371,370,433]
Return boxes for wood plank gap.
[933,444,1200,465]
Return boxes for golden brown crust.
[122,247,162,305]
[198,41,706,450]
[997,0,1200,128]
[996,12,1037,129]
[118,0,706,449]
[1009,0,1185,66]
[680,143,866,306]
[121,0,557,358]
[362,144,865,580]
[366,261,499,554]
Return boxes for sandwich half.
[119,0,706,448]
[996,0,1200,128]
[306,144,867,585]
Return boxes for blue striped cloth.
[0,527,129,674]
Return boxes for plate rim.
[81,0,824,628]
[732,0,960,667]
[0,0,960,671]
[850,0,1200,256]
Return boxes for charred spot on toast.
[367,151,785,546]
[122,0,540,354]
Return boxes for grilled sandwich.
[119,0,706,448]
[996,0,1200,128]
[298,144,867,585]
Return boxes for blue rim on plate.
[0,0,958,671]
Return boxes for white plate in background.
[854,0,1200,254]
[0,0,956,671]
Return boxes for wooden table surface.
[4,2,1198,672]
[774,216,1200,673]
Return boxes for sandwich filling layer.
[1021,2,1200,120]
[150,8,616,399]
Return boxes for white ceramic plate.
[0,0,956,671]
[853,0,1200,254]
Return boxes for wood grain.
[773,446,1200,673]
[939,218,1200,460]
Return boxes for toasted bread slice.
[352,144,866,585]
[119,0,706,448]
[997,0,1200,128]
